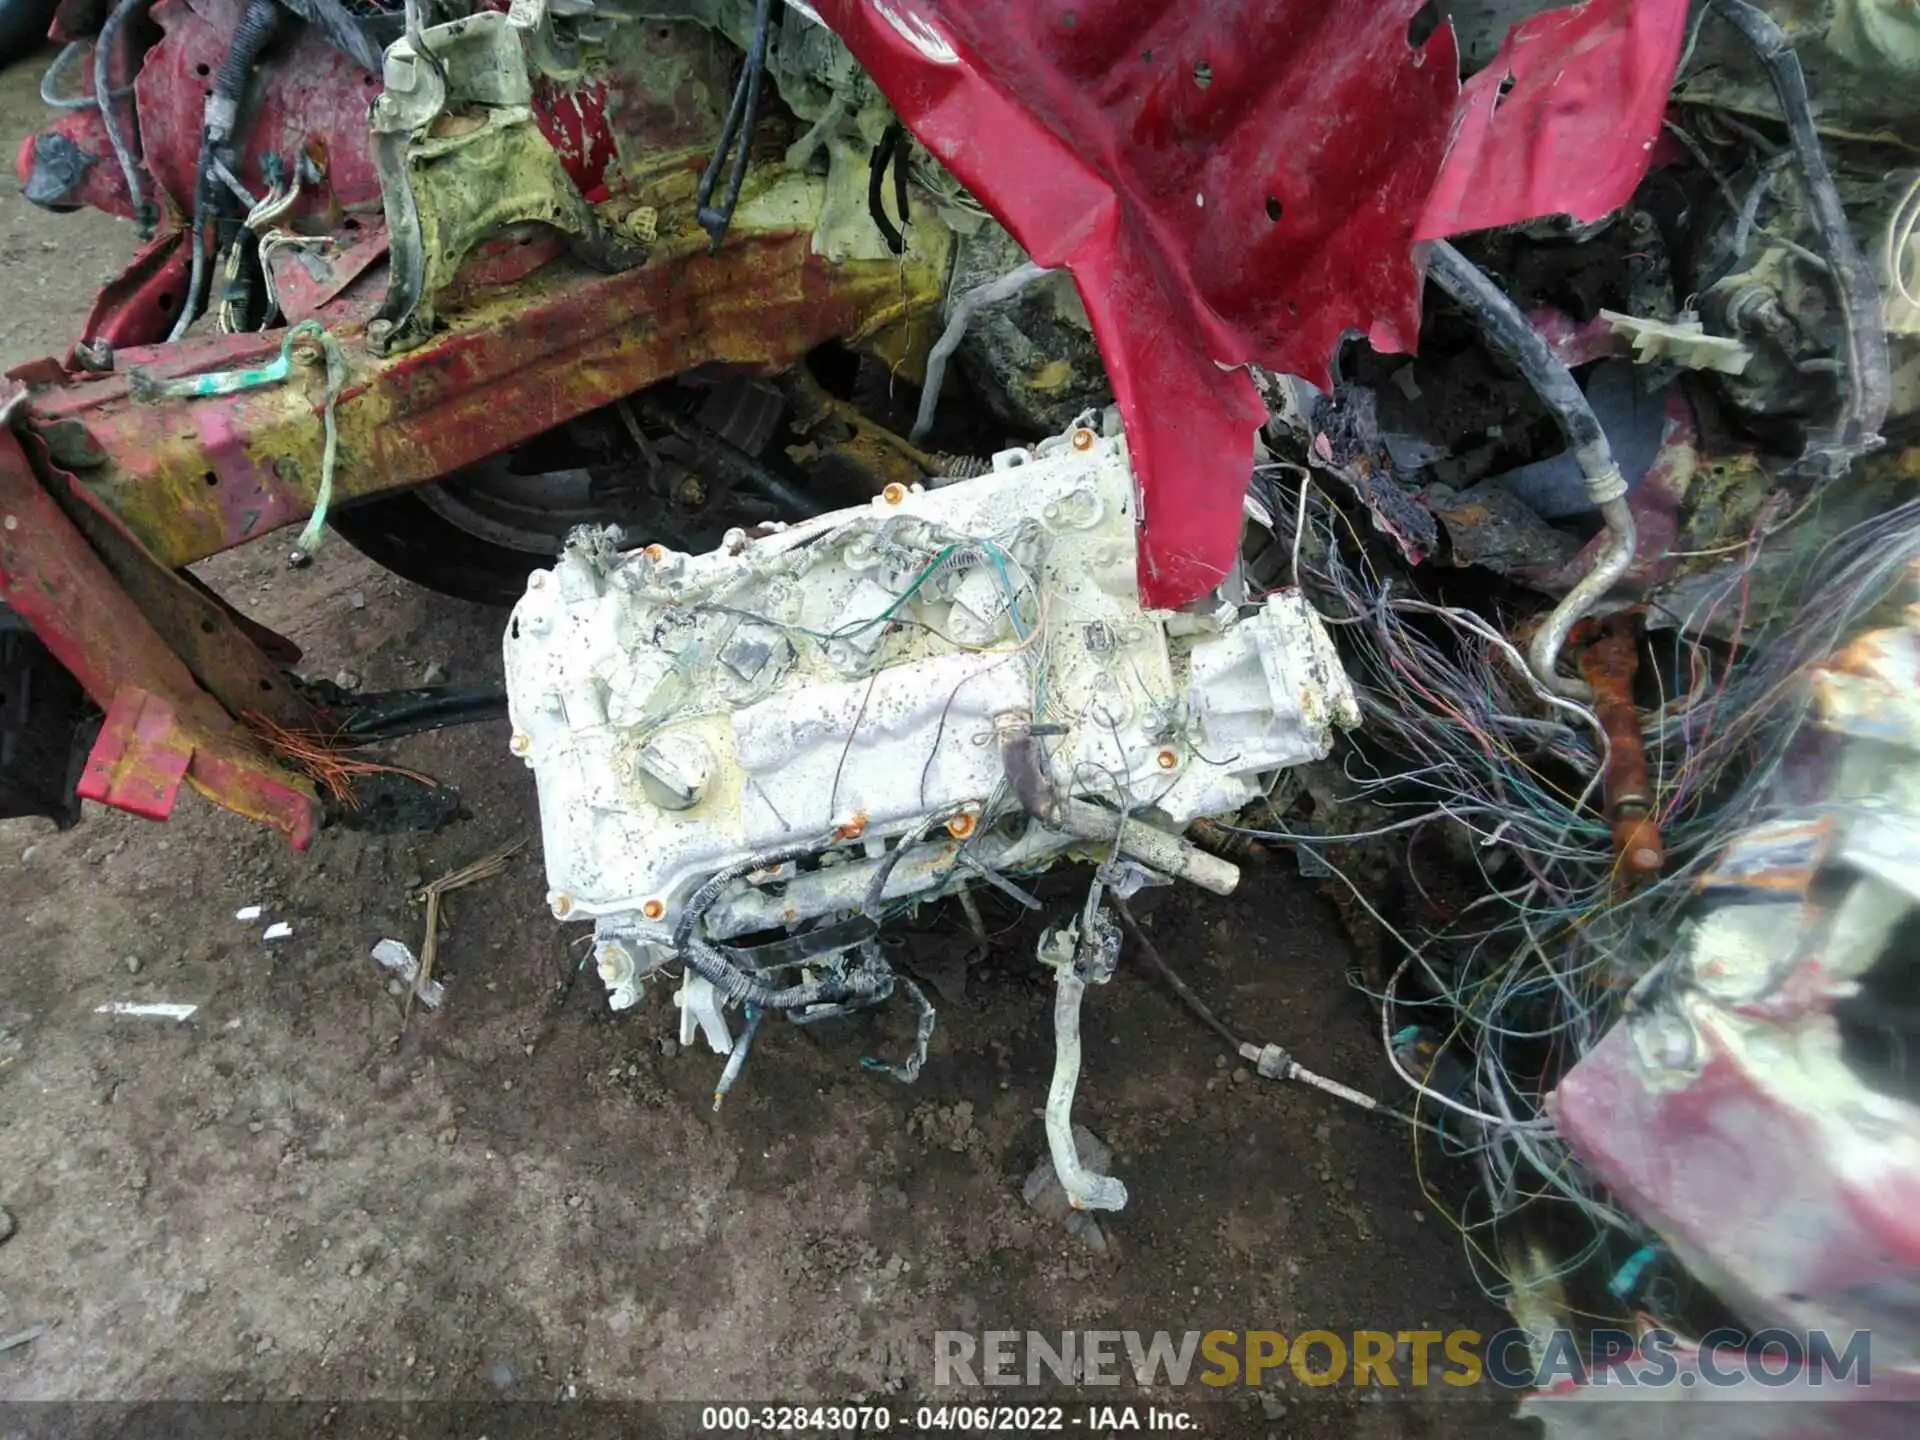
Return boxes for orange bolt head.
[1156,749,1179,770]
[882,483,907,506]
[641,898,666,921]
[947,812,977,839]
[1070,428,1096,451]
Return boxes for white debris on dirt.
[370,939,445,1009]
[234,905,262,922]
[0,1325,48,1353]
[262,922,293,942]
[93,1002,198,1021]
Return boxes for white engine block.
[504,424,1357,1003]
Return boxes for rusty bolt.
[641,898,666,921]
[1070,428,1096,452]
[509,731,532,756]
[1156,748,1179,770]
[550,892,574,919]
[947,811,977,840]
[837,814,869,841]
[644,543,665,562]
[881,483,907,506]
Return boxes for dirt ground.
[0,47,1525,1438]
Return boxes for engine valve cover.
[504,425,1358,994]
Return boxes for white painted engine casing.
[503,427,1357,959]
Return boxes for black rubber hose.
[868,122,910,255]
[1111,896,1245,1052]
[863,817,936,914]
[1426,241,1619,489]
[695,0,778,253]
[338,685,510,742]
[1426,240,1635,699]
[1706,0,1889,474]
[684,933,894,1010]
[215,0,284,107]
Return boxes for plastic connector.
[1240,1041,1293,1081]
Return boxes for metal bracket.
[508,0,585,80]
[76,687,193,820]
[0,429,318,844]
[369,11,643,354]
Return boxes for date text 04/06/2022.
[699,1404,1199,1431]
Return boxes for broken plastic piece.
[1601,310,1752,374]
[676,971,733,1055]
[95,1001,198,1021]
[370,938,446,1009]
[234,904,263,922]
[262,921,293,942]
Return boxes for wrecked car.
[2,0,1918,1418]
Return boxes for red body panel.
[817,0,1689,607]
[1418,0,1691,240]
[815,0,1459,607]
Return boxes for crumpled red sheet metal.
[816,0,1458,607]
[1416,0,1692,240]
[821,0,1688,607]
